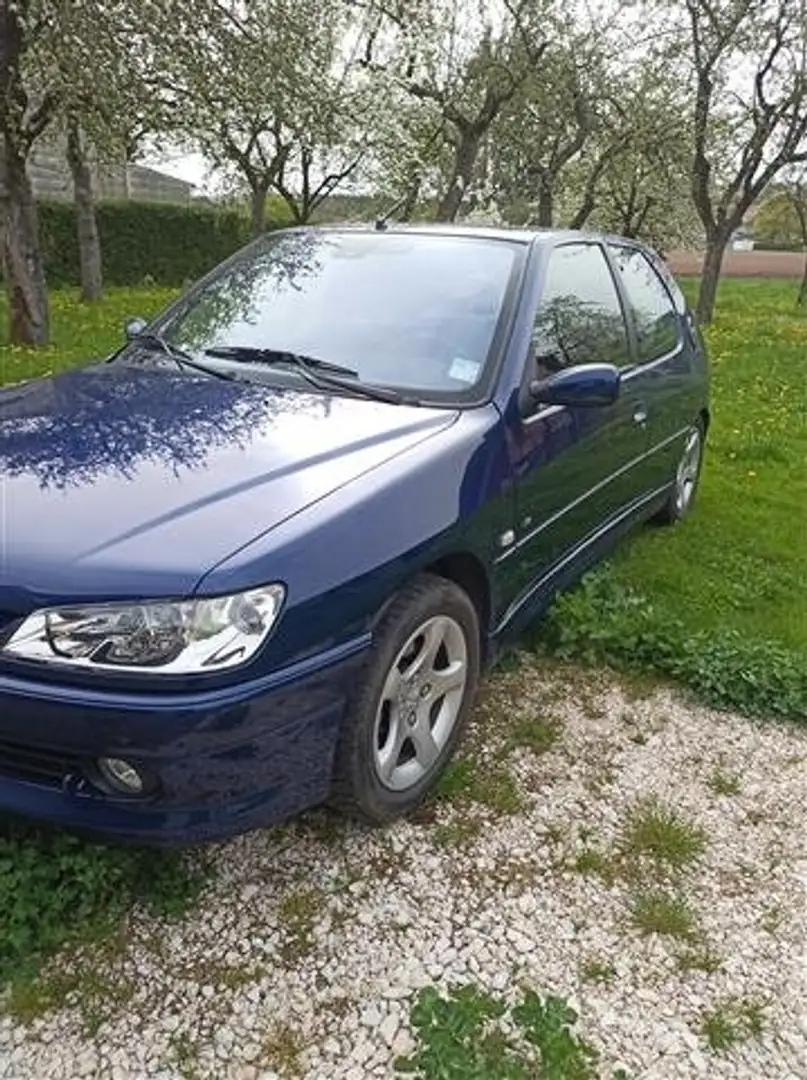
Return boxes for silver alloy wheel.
[675,427,702,516]
[372,614,469,792]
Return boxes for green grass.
[0,286,178,386]
[580,956,617,984]
[435,757,527,816]
[630,890,697,941]
[620,797,707,871]
[708,769,742,797]
[538,277,807,723]
[700,998,767,1053]
[277,886,326,965]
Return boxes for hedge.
[38,200,262,288]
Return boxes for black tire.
[653,418,706,525]
[331,574,480,824]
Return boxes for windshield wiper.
[131,332,236,381]
[205,345,358,377]
[204,345,411,405]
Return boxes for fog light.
[97,756,145,795]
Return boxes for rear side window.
[532,243,629,379]
[609,245,680,363]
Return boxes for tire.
[331,574,481,824]
[653,419,705,525]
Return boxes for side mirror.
[125,317,147,341]
[530,363,621,408]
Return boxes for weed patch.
[0,818,206,987]
[700,998,767,1052]
[395,984,631,1079]
[277,887,325,964]
[435,758,527,816]
[630,891,697,941]
[620,797,707,871]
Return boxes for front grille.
[0,738,84,787]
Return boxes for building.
[28,139,195,205]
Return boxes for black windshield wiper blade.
[204,345,412,405]
[204,345,358,378]
[133,332,236,381]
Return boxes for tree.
[582,69,701,253]
[63,5,179,300]
[667,0,807,323]
[490,19,604,227]
[362,0,550,222]
[0,1,59,344]
[156,0,364,236]
[64,114,102,300]
[0,1,160,337]
[782,169,807,306]
[266,20,376,223]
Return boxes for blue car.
[0,226,708,843]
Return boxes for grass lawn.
[0,286,176,387]
[611,278,806,653]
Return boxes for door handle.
[633,406,648,425]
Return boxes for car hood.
[0,364,457,606]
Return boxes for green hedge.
[38,200,259,287]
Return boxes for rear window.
[609,245,680,363]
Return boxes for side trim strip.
[496,425,688,565]
[493,483,670,635]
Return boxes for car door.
[606,243,700,489]
[498,241,650,616]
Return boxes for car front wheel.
[331,574,480,824]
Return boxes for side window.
[609,246,680,363]
[532,244,629,380]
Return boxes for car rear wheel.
[331,574,480,824]
[654,420,705,525]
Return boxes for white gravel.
[0,657,805,1080]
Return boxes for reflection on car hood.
[0,364,457,604]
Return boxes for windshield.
[140,230,522,400]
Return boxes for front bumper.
[0,636,370,844]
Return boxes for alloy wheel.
[675,427,702,516]
[372,614,468,792]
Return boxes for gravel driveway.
[1,657,804,1080]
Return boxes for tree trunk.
[66,116,103,302]
[250,180,269,237]
[0,138,49,345]
[399,176,421,222]
[537,174,553,227]
[436,131,481,222]
[696,233,729,325]
[122,151,132,199]
[798,252,807,310]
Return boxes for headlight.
[3,585,285,674]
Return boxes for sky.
[145,149,214,194]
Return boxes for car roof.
[279,221,650,251]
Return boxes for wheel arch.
[424,551,492,661]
